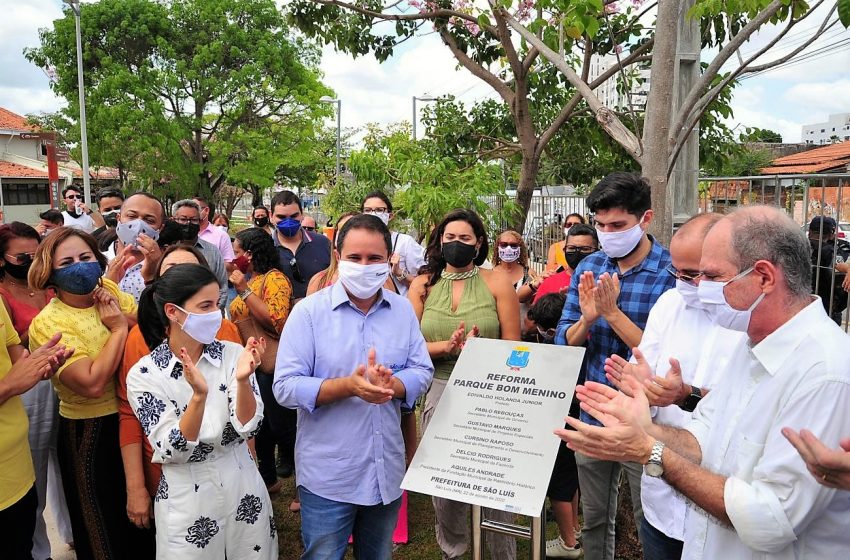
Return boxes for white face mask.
[697,267,765,332]
[373,212,390,226]
[596,215,646,259]
[338,261,389,299]
[498,246,521,263]
[175,305,222,345]
[675,279,704,310]
[216,224,229,232]
[116,218,160,248]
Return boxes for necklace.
[442,266,479,281]
[4,278,34,297]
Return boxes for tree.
[324,122,518,240]
[26,0,333,202]
[741,127,783,143]
[289,0,654,232]
[288,0,847,242]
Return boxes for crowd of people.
[1,174,850,560]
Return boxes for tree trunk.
[640,0,680,246]
[249,185,262,209]
[512,152,541,233]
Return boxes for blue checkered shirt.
[556,238,674,426]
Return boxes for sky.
[2,0,849,148]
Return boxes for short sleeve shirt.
[0,302,32,510]
[62,210,96,233]
[29,278,138,419]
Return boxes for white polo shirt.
[635,288,746,541]
[62,210,96,233]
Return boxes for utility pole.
[670,0,700,227]
[66,0,92,208]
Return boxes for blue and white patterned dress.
[127,339,277,559]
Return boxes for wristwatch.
[679,385,703,412]
[645,440,665,477]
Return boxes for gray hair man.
[560,205,850,558]
[171,199,229,308]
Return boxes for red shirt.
[533,271,571,304]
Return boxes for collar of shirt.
[149,339,224,376]
[273,228,313,249]
[329,281,391,313]
[750,297,822,376]
[608,234,666,276]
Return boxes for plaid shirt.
[556,237,674,425]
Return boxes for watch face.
[645,462,664,477]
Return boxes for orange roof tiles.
[761,141,850,175]
[0,161,49,178]
[0,107,38,132]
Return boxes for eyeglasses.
[65,194,82,200]
[174,217,200,225]
[666,264,700,285]
[565,221,582,228]
[565,245,596,254]
[5,252,35,264]
[303,226,316,232]
[289,257,304,283]
[536,326,556,338]
[363,208,388,215]
[497,242,520,249]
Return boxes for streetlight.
[412,94,438,140]
[65,0,92,208]
[320,96,341,183]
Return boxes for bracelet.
[239,288,253,300]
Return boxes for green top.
[420,271,501,380]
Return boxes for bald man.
[561,206,850,559]
[605,213,747,559]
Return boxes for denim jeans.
[640,517,683,560]
[299,486,402,560]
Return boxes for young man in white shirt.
[604,212,747,559]
[361,191,425,296]
[561,205,850,559]
[61,185,103,233]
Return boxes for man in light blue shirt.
[274,214,433,559]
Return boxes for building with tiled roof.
[760,140,850,175]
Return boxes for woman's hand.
[126,485,152,529]
[96,296,128,333]
[229,270,249,294]
[180,347,208,397]
[236,337,266,381]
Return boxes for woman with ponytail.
[116,245,242,533]
[127,263,276,559]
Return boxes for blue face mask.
[276,217,301,238]
[50,261,103,295]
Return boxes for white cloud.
[784,79,850,117]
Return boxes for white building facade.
[802,113,850,145]
[587,53,651,111]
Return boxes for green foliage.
[25,0,332,203]
[324,123,517,241]
[719,147,775,176]
[740,127,783,143]
[840,0,850,27]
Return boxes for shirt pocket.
[734,435,766,482]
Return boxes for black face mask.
[102,210,119,228]
[176,223,200,241]
[442,240,478,268]
[253,217,269,228]
[565,250,589,271]
[3,258,31,281]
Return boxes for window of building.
[1,183,51,205]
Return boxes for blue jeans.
[299,486,402,560]
[640,517,683,560]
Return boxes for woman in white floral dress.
[127,263,277,559]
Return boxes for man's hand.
[577,271,600,324]
[137,233,163,283]
[593,272,620,321]
[604,347,654,396]
[390,253,404,278]
[644,358,687,407]
[782,428,850,490]
[556,377,655,464]
[349,349,394,404]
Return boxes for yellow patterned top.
[29,278,137,420]
[228,270,293,335]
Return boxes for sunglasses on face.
[66,195,82,200]
[666,264,700,285]
[303,226,316,232]
[5,252,35,264]
[498,241,520,249]
[289,257,304,283]
[565,221,582,228]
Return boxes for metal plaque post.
[471,505,546,560]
